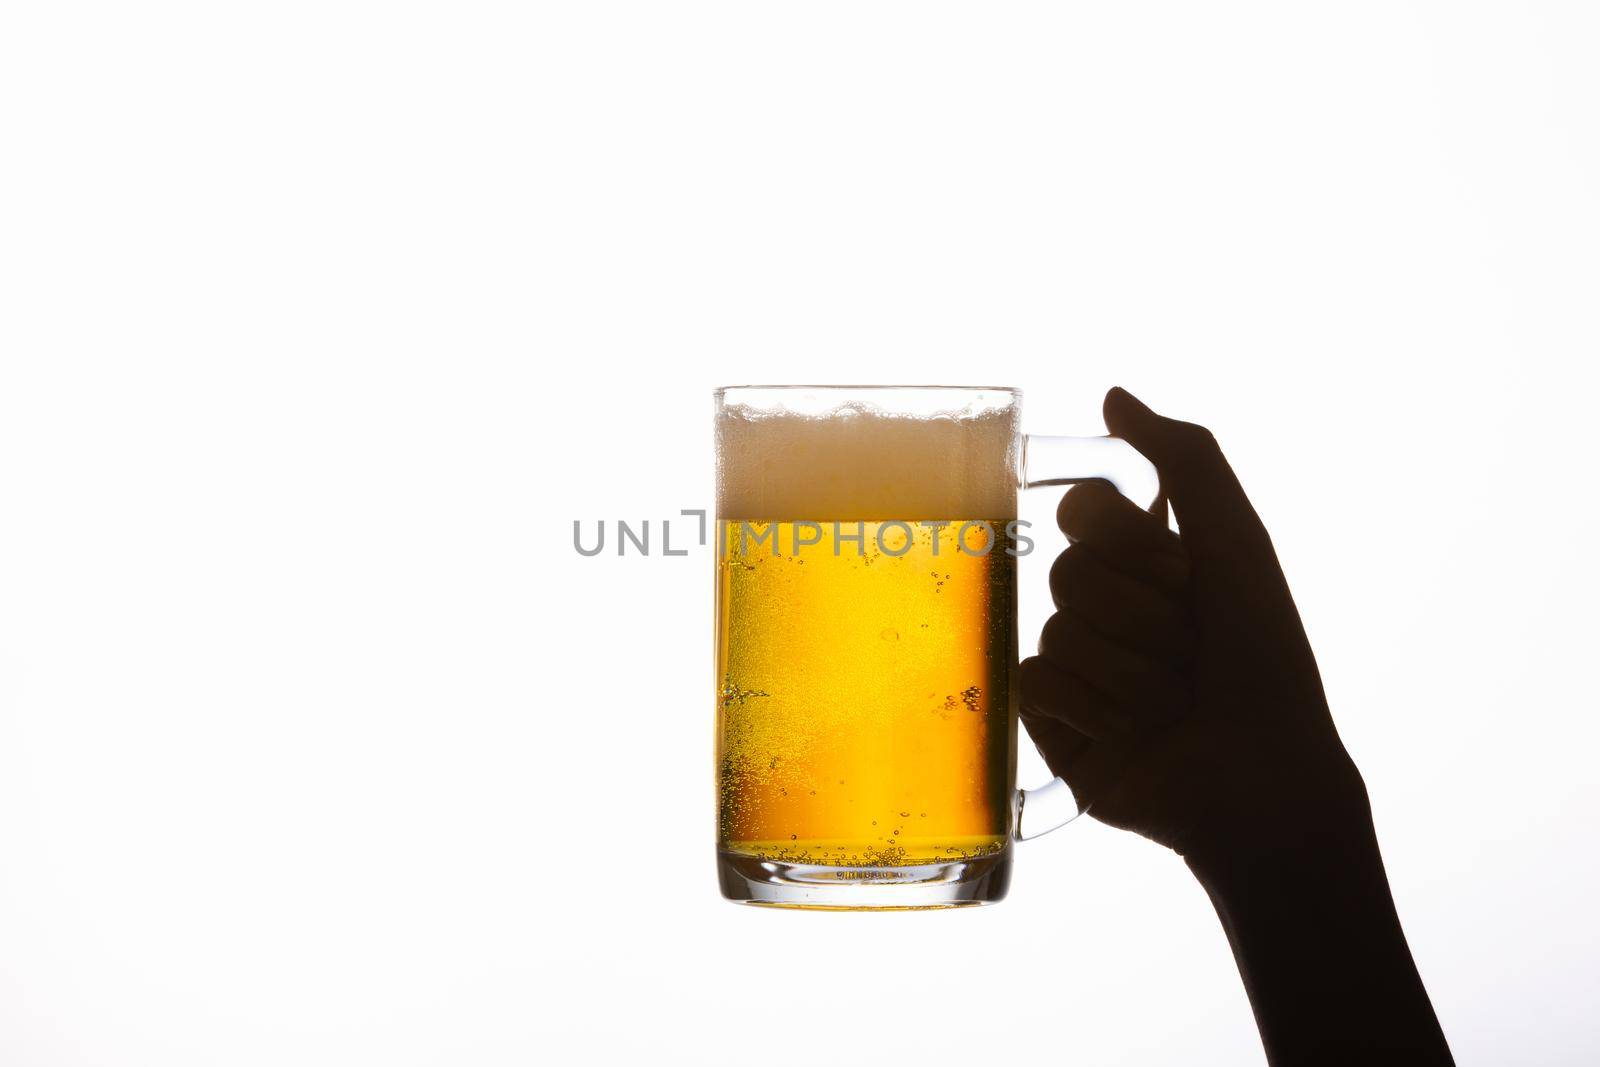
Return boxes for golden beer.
[716,519,1016,866]
[714,391,1023,902]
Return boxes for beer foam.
[716,403,1018,520]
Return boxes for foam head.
[715,392,1019,521]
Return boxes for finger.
[1057,482,1189,593]
[1017,709,1125,813]
[1104,388,1314,659]
[1018,704,1092,769]
[1038,611,1188,721]
[1020,655,1133,740]
[1102,387,1270,563]
[1049,546,1193,660]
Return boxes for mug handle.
[1013,434,1160,840]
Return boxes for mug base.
[716,847,1011,909]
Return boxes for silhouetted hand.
[1022,387,1453,1066]
[1019,386,1367,861]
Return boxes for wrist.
[1183,808,1386,908]
[1180,795,1453,1065]
[1178,740,1375,885]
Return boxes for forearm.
[1187,815,1453,1066]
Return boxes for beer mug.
[715,385,1158,908]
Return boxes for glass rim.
[714,384,1020,397]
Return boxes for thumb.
[1102,387,1260,554]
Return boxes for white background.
[2,2,1597,1064]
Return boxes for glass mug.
[715,385,1157,908]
